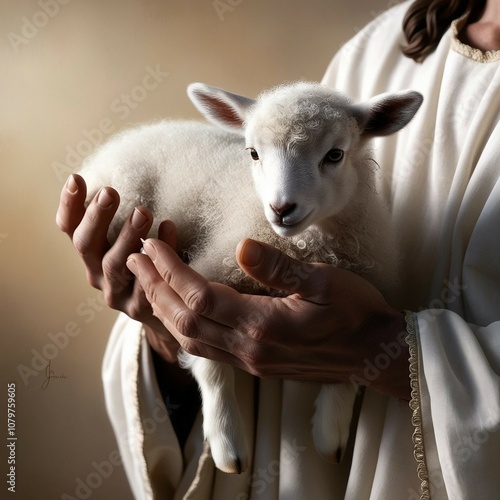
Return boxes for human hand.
[55,174,181,363]
[126,237,411,399]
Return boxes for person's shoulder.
[322,1,412,94]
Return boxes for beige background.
[0,0,397,497]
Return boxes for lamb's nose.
[270,202,297,220]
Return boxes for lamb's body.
[81,121,265,290]
[79,82,422,474]
[81,120,397,295]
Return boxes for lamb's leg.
[312,382,357,463]
[179,350,248,474]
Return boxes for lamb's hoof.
[213,454,246,474]
[312,418,350,464]
[312,383,356,465]
[314,443,346,464]
[209,437,248,474]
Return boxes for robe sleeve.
[408,311,500,499]
[101,313,184,500]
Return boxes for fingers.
[71,186,120,286]
[56,174,87,237]
[128,258,252,369]
[126,249,296,374]
[128,239,258,333]
[142,239,249,327]
[101,206,154,305]
[236,238,328,300]
[158,220,177,248]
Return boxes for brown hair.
[402,0,486,62]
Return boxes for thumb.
[236,238,324,297]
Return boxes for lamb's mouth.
[271,211,313,237]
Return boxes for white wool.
[80,84,403,297]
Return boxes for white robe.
[102,2,500,498]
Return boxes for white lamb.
[79,81,422,474]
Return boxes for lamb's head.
[188,82,423,237]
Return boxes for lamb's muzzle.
[270,202,298,223]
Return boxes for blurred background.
[1,0,397,497]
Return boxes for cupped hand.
[56,174,180,363]
[126,237,411,399]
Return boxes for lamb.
[78,81,423,474]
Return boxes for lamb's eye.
[249,148,259,161]
[325,149,344,163]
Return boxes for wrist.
[351,312,411,400]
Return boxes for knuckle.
[103,284,128,309]
[101,282,133,311]
[143,280,158,306]
[85,271,102,290]
[185,285,213,316]
[55,197,76,233]
[241,311,270,344]
[55,212,70,234]
[240,347,265,376]
[246,365,262,378]
[269,250,293,283]
[179,338,203,358]
[246,323,267,344]
[125,300,147,321]
[173,309,199,338]
[101,253,120,277]
[102,287,120,310]
[72,230,92,257]
[158,264,174,286]
[103,261,132,295]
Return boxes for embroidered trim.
[404,310,430,500]
[137,327,155,500]
[450,15,500,63]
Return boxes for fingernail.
[159,220,175,242]
[144,240,157,261]
[126,257,139,275]
[97,188,113,208]
[66,175,78,194]
[131,208,148,229]
[241,240,263,267]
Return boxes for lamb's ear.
[187,83,255,133]
[354,90,423,137]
